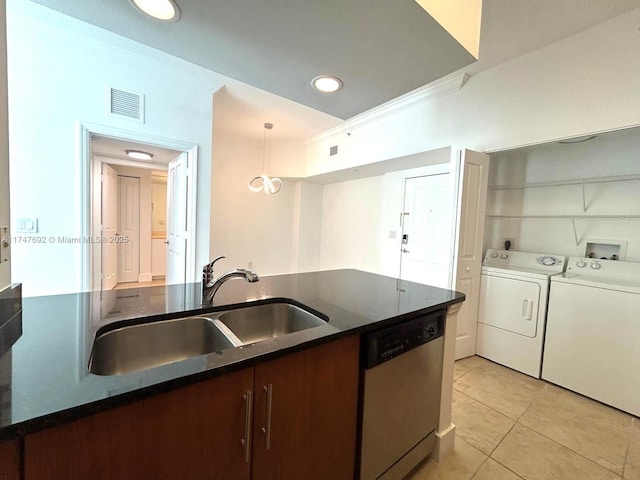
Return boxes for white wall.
[210,130,296,275]
[291,182,323,272]
[484,129,640,261]
[320,176,384,273]
[7,0,224,296]
[0,0,9,290]
[302,7,640,177]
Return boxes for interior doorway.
[399,172,453,289]
[81,125,198,292]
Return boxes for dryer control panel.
[483,249,566,273]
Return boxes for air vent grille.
[108,87,144,123]
[329,145,338,156]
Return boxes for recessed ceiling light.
[126,150,154,160]
[312,75,343,93]
[130,0,181,21]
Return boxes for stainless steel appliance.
[359,311,444,480]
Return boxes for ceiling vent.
[329,145,338,156]
[108,87,145,123]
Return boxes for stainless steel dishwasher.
[359,310,444,480]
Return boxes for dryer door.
[478,275,541,338]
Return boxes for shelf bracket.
[571,217,580,246]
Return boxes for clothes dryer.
[476,249,566,378]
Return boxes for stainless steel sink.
[89,316,237,376]
[212,302,327,345]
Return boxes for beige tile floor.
[407,356,639,480]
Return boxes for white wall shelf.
[488,173,640,190]
[486,215,640,246]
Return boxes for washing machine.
[476,249,566,378]
[542,257,640,417]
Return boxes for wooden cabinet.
[24,335,360,480]
[25,368,254,480]
[252,335,360,480]
[0,439,20,480]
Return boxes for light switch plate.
[16,218,38,233]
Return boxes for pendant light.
[249,123,282,195]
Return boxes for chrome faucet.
[202,256,259,305]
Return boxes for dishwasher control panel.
[362,310,444,369]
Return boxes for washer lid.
[552,272,640,294]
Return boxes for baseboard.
[433,423,456,462]
[138,273,153,283]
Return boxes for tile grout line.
[622,416,635,479]
[513,422,627,478]
[469,456,490,480]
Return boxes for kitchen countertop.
[0,269,464,441]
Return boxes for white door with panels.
[166,153,188,285]
[117,175,140,283]
[400,173,452,288]
[453,150,489,360]
[101,164,118,291]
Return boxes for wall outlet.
[388,230,397,239]
[248,261,253,269]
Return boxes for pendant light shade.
[249,123,282,195]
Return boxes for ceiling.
[91,135,182,167]
[27,0,640,143]
[28,0,476,120]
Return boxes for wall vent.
[108,87,145,123]
[329,145,338,156]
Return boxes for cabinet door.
[252,335,360,480]
[0,439,20,480]
[25,367,254,480]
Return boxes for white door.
[117,175,140,283]
[166,153,188,285]
[101,164,118,290]
[400,173,452,288]
[453,149,489,359]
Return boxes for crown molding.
[305,73,468,145]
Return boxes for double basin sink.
[89,302,327,376]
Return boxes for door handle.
[261,384,273,450]
[241,391,253,463]
[522,300,534,320]
[401,248,410,253]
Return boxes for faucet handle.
[204,255,226,273]
[203,255,226,287]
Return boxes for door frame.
[78,122,198,292]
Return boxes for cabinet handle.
[241,391,253,463]
[261,384,273,450]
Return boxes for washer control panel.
[565,257,640,282]
[574,260,603,269]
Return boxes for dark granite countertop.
[0,269,464,441]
